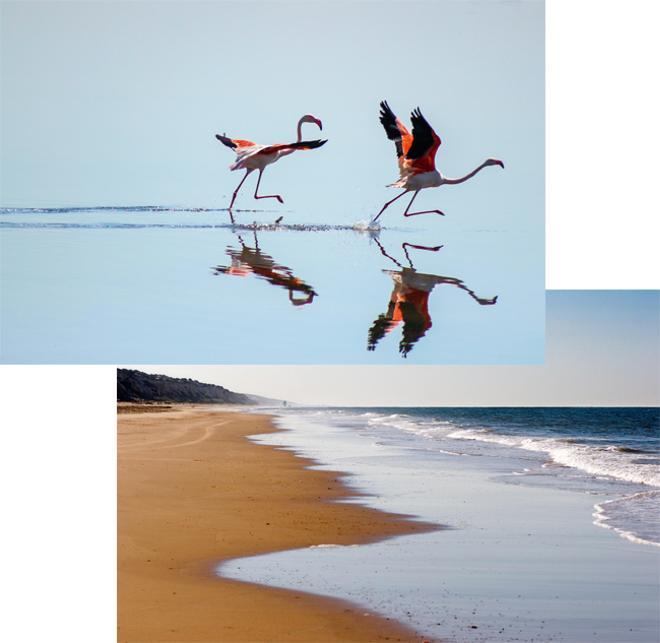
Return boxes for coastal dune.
[118,407,435,642]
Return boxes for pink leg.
[402,242,443,267]
[403,191,445,217]
[229,170,251,211]
[372,190,408,223]
[254,170,284,204]
[402,242,443,252]
[447,278,498,306]
[373,237,404,268]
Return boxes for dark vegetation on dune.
[117,369,266,405]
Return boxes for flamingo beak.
[315,118,323,130]
[496,160,505,169]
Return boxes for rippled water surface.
[0,207,543,363]
[220,406,660,642]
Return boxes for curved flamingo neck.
[443,160,491,185]
[296,117,305,142]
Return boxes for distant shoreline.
[118,405,437,642]
[117,402,173,414]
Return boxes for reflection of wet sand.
[118,407,435,642]
[213,232,317,306]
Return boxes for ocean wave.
[593,491,660,547]
[365,414,444,437]
[448,429,660,487]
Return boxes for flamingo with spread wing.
[368,239,498,357]
[212,230,317,306]
[215,115,326,212]
[373,101,504,223]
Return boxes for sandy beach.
[118,406,435,642]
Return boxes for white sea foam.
[435,448,468,457]
[364,412,446,436]
[448,428,660,487]
[593,491,660,547]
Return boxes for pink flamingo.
[215,115,326,212]
[373,101,504,223]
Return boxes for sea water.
[318,407,660,545]
[220,406,660,642]
[280,407,660,546]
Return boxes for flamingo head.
[486,158,505,169]
[300,114,323,130]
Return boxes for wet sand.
[118,406,436,642]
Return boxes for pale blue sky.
[1,0,543,226]
[139,290,660,406]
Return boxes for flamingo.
[215,115,326,212]
[368,239,498,356]
[373,101,504,223]
[212,230,317,306]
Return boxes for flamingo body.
[218,138,326,172]
[389,169,442,191]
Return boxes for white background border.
[547,0,659,288]
[2,1,659,641]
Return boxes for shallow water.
[0,207,543,363]
[220,407,660,642]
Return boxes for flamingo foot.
[404,209,445,217]
[254,194,284,204]
[403,242,443,252]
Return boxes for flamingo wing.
[379,101,413,159]
[215,134,257,149]
[258,139,327,156]
[406,108,441,172]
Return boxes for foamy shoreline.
[223,407,660,642]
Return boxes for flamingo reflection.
[368,239,497,357]
[212,230,317,306]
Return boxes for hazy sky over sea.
[137,290,660,406]
[1,0,543,227]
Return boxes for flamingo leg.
[229,170,252,211]
[254,170,284,204]
[403,191,445,217]
[402,242,443,267]
[372,190,408,223]
[373,237,403,268]
[443,277,498,306]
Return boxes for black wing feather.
[379,100,404,158]
[290,139,327,150]
[406,108,435,160]
[215,133,237,149]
